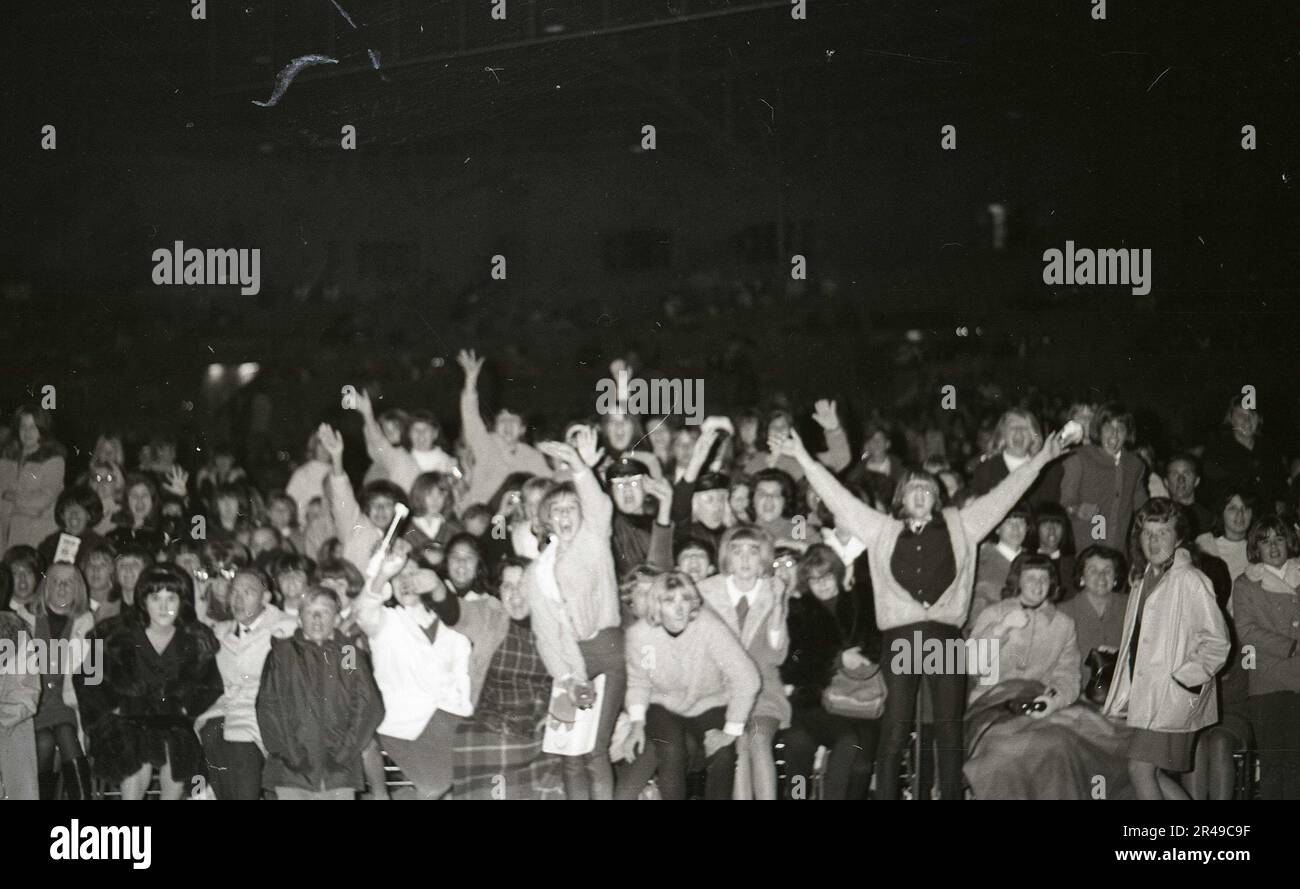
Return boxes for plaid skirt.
[452,718,565,800]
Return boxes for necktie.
[735,596,750,632]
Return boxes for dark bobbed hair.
[796,543,847,597]
[134,563,197,626]
[1212,488,1259,536]
[410,471,457,518]
[120,472,162,527]
[751,467,798,518]
[442,532,491,595]
[56,485,105,531]
[360,480,408,516]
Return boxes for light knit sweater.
[801,448,1055,631]
[458,386,552,512]
[523,468,621,682]
[327,471,383,575]
[624,609,760,731]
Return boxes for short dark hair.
[1002,551,1064,603]
[796,543,846,596]
[675,535,717,565]
[407,409,441,437]
[360,480,408,516]
[3,545,46,584]
[301,585,341,612]
[1073,544,1127,593]
[56,485,105,531]
[752,468,797,517]
[317,559,365,598]
[1212,488,1259,536]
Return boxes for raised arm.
[457,349,495,457]
[540,430,613,534]
[318,423,361,538]
[774,427,888,545]
[811,400,852,472]
[352,389,402,475]
[960,431,1066,543]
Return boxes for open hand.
[811,399,840,431]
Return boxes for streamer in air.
[252,55,339,107]
[328,0,358,28]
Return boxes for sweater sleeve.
[353,581,389,640]
[815,428,852,473]
[623,624,652,722]
[327,471,362,545]
[1233,577,1296,659]
[573,468,613,536]
[710,618,761,728]
[459,385,496,463]
[796,451,888,545]
[959,455,1052,544]
[523,566,588,682]
[1044,615,1082,706]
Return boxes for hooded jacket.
[1103,548,1230,732]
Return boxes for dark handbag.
[1084,648,1117,706]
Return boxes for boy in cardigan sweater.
[774,424,1067,800]
[624,571,761,800]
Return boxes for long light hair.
[37,563,90,619]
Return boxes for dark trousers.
[780,705,880,800]
[1249,691,1300,800]
[200,719,266,800]
[645,705,735,800]
[877,621,967,800]
[562,626,626,800]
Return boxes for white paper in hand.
[54,534,82,565]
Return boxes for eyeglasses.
[772,558,797,570]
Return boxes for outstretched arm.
[960,432,1066,543]
[774,428,888,545]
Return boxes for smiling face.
[1140,519,1179,567]
[753,480,785,523]
[1017,567,1052,609]
[1229,405,1260,439]
[693,489,727,529]
[1223,495,1252,541]
[276,569,309,612]
[1256,528,1289,569]
[729,484,750,519]
[1081,555,1117,597]
[547,492,583,544]
[410,420,438,453]
[46,565,79,613]
[657,587,696,634]
[10,563,37,605]
[498,565,529,620]
[367,495,396,531]
[611,475,646,515]
[422,485,448,518]
[145,589,181,628]
[807,567,840,602]
[128,484,154,524]
[446,541,480,591]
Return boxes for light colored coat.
[196,605,299,752]
[697,574,790,728]
[969,598,1081,710]
[1103,548,1230,732]
[0,452,65,551]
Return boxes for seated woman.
[966,504,1031,633]
[37,485,106,569]
[964,552,1132,799]
[778,545,881,800]
[1058,544,1129,698]
[622,571,760,800]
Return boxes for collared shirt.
[726,575,757,611]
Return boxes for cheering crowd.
[0,347,1296,800]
